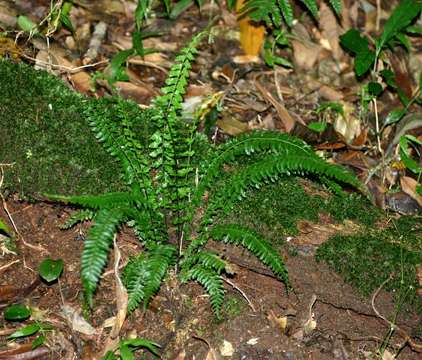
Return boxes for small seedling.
[101,338,160,359]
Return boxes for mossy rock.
[316,216,422,315]
[0,60,152,197]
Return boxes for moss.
[0,60,153,197]
[316,216,422,314]
[228,177,380,242]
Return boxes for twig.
[0,259,20,274]
[371,275,422,352]
[222,277,256,312]
[22,54,108,74]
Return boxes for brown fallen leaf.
[0,343,50,359]
[319,1,342,60]
[217,117,249,136]
[400,176,422,207]
[291,23,321,70]
[255,81,302,132]
[267,309,288,334]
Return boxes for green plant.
[243,0,342,28]
[101,338,160,359]
[48,31,362,318]
[7,322,54,349]
[340,0,421,77]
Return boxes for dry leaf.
[255,81,301,132]
[267,310,288,333]
[400,176,422,207]
[246,338,259,345]
[217,117,249,135]
[291,23,321,70]
[319,2,342,60]
[102,236,128,356]
[219,340,234,357]
[62,304,96,336]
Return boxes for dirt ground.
[1,200,420,359]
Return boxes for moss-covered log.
[0,60,152,197]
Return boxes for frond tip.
[210,224,289,287]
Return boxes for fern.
[124,243,176,312]
[186,265,225,318]
[60,209,94,229]
[242,0,341,27]
[210,224,289,286]
[48,29,362,318]
[82,207,127,303]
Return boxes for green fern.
[210,224,289,286]
[124,243,176,312]
[82,207,127,303]
[186,265,225,318]
[48,29,362,318]
[242,0,342,27]
[60,209,94,229]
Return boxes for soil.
[1,200,421,359]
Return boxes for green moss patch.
[0,60,152,197]
[316,216,422,314]
[229,177,380,241]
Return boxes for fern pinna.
[242,0,342,27]
[48,30,362,318]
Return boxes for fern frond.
[191,131,320,219]
[60,209,95,229]
[82,207,126,304]
[205,153,362,220]
[193,250,227,273]
[45,191,138,209]
[187,265,225,318]
[327,0,342,16]
[210,224,289,286]
[124,243,176,312]
[149,31,206,220]
[300,0,319,19]
[242,0,283,27]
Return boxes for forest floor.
[0,0,422,359]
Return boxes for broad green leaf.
[377,0,422,54]
[109,49,135,84]
[60,2,74,33]
[406,25,422,34]
[119,344,135,360]
[340,29,369,54]
[101,351,118,360]
[394,33,411,51]
[355,49,375,76]
[367,82,383,96]
[340,29,375,75]
[32,334,46,349]
[419,72,422,89]
[399,135,422,174]
[39,258,64,282]
[8,323,40,339]
[4,304,31,321]
[308,122,327,133]
[122,338,161,356]
[416,184,422,196]
[384,108,406,126]
[381,69,397,88]
[0,218,11,235]
[17,16,38,33]
[170,0,194,19]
